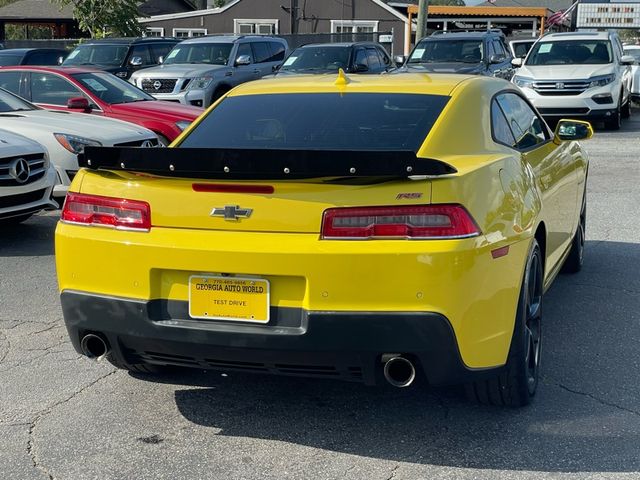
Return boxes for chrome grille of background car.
[114,138,159,147]
[533,80,590,96]
[0,154,46,187]
[141,79,177,94]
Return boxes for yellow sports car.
[56,72,591,406]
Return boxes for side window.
[377,47,391,67]
[486,41,496,58]
[251,42,272,63]
[235,43,253,63]
[491,99,516,146]
[496,93,548,150]
[354,48,368,68]
[492,40,506,58]
[366,48,383,71]
[150,43,174,63]
[24,52,60,65]
[30,72,84,106]
[0,71,23,96]
[268,41,286,62]
[129,45,153,66]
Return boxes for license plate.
[188,275,270,323]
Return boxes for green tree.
[52,0,143,38]
[212,0,226,7]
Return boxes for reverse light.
[54,133,101,154]
[188,76,214,90]
[321,204,480,240]
[61,193,151,231]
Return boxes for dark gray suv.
[399,30,514,80]
[130,35,288,107]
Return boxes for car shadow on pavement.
[137,240,640,473]
[0,213,57,257]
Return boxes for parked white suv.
[512,31,634,129]
[0,129,56,224]
[622,44,640,103]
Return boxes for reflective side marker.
[491,246,510,259]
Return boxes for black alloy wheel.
[523,246,543,396]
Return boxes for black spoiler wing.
[80,147,457,180]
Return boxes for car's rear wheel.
[562,194,586,274]
[605,100,622,130]
[466,239,543,407]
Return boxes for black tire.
[466,239,543,407]
[562,194,586,274]
[621,96,631,119]
[0,213,33,225]
[605,100,621,130]
[107,356,166,374]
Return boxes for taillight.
[61,193,151,232]
[321,204,480,240]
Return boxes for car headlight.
[513,75,534,89]
[54,133,102,154]
[188,76,213,90]
[589,74,615,88]
[175,120,192,131]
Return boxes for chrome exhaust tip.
[80,334,110,361]
[383,356,416,388]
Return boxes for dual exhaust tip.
[383,355,416,388]
[80,333,110,361]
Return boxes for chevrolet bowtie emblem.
[210,205,253,221]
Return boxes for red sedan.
[0,66,203,145]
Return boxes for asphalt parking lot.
[1,114,639,480]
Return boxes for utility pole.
[416,0,429,42]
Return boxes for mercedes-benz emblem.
[153,80,162,90]
[9,158,30,184]
[141,140,154,148]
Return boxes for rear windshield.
[280,47,352,73]
[526,40,613,65]
[179,93,449,151]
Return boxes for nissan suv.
[399,30,514,80]
[130,35,289,108]
[512,31,634,129]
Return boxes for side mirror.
[554,119,593,144]
[129,56,143,67]
[353,63,369,73]
[67,97,91,111]
[235,55,251,66]
[158,56,164,64]
[57,56,64,65]
[511,57,523,67]
[621,54,635,65]
[394,55,406,66]
[489,54,505,65]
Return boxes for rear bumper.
[61,290,504,386]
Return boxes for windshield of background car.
[408,39,483,64]
[0,88,37,112]
[280,47,351,73]
[163,43,233,65]
[623,47,640,62]
[72,72,154,104]
[526,40,613,65]
[63,44,129,67]
[179,93,449,151]
[513,41,534,58]
[0,55,22,66]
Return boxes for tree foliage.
[52,0,143,38]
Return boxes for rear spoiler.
[80,147,457,180]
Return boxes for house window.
[145,27,164,37]
[233,19,279,35]
[172,28,208,38]
[330,20,379,34]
